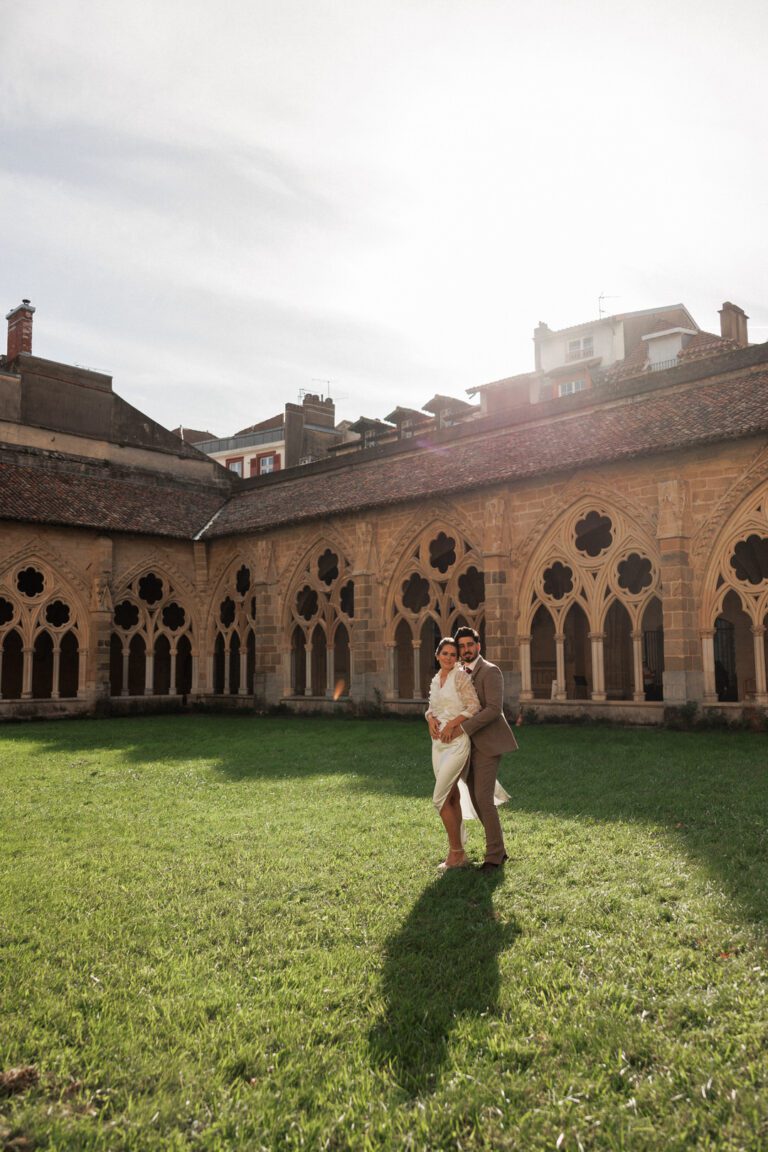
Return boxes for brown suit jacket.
[461,656,518,757]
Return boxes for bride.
[426,636,508,870]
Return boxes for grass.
[1,715,767,1151]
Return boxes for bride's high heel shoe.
[437,848,470,872]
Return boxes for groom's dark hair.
[454,626,480,644]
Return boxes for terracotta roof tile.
[234,413,284,436]
[205,367,768,538]
[0,460,226,538]
[171,426,217,444]
[677,331,741,361]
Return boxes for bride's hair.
[435,636,458,659]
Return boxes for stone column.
[751,626,767,704]
[21,646,33,699]
[412,641,422,700]
[325,644,334,699]
[169,649,177,696]
[554,632,567,700]
[701,629,717,702]
[121,647,130,696]
[252,540,283,706]
[385,642,397,700]
[223,639,231,695]
[304,643,313,696]
[589,632,606,700]
[51,643,61,700]
[481,495,517,703]
[518,634,533,701]
[657,479,703,703]
[239,647,249,696]
[349,520,379,704]
[193,541,209,697]
[89,535,114,707]
[631,630,645,702]
[144,648,154,696]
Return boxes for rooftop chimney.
[719,301,749,347]
[6,299,35,361]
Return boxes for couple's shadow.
[369,868,519,1095]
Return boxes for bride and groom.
[426,627,518,873]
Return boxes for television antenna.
[299,378,348,403]
[598,292,620,319]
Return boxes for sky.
[2,0,767,437]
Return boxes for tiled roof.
[205,365,768,538]
[171,426,217,444]
[605,332,744,383]
[677,331,741,362]
[234,413,284,436]
[603,341,649,381]
[0,458,227,538]
[3,350,767,543]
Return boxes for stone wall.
[3,432,768,720]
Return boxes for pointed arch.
[384,519,486,699]
[0,550,88,700]
[111,562,197,698]
[518,495,660,702]
[283,536,354,698]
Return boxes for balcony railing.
[194,427,285,454]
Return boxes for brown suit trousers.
[461,657,517,864]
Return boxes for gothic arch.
[691,443,768,581]
[110,564,197,697]
[206,554,262,697]
[283,536,355,697]
[0,552,88,701]
[516,475,658,577]
[518,496,662,703]
[379,501,481,589]
[697,480,768,704]
[384,518,486,700]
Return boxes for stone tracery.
[699,483,768,704]
[207,559,257,697]
[285,540,354,698]
[518,500,663,703]
[109,568,195,697]
[385,524,486,699]
[0,557,84,701]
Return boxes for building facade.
[178,392,346,477]
[2,299,768,722]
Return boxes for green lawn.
[1,716,767,1151]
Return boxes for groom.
[440,627,518,872]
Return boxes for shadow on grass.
[7,715,768,924]
[369,868,519,1096]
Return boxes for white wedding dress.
[428,666,510,829]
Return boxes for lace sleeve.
[427,672,439,717]
[455,669,480,717]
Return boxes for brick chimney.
[302,392,336,428]
[6,299,35,360]
[719,301,749,347]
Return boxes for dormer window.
[566,336,594,362]
[557,379,586,398]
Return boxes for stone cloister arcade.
[2,480,768,715]
[517,500,665,703]
[0,550,85,703]
[699,485,768,706]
